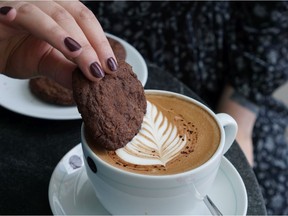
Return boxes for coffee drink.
[82,90,238,215]
[87,92,221,175]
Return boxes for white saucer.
[0,33,148,120]
[49,144,248,215]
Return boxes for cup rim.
[81,90,225,179]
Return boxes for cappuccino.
[88,93,220,175]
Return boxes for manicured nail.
[0,6,12,15]
[107,57,118,71]
[64,37,81,52]
[90,62,104,78]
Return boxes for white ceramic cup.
[81,90,238,215]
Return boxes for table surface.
[0,63,267,215]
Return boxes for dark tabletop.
[0,63,266,215]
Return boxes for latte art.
[116,102,187,166]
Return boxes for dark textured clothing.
[85,1,288,214]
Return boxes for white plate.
[0,33,148,120]
[49,144,248,215]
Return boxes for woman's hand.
[0,1,118,89]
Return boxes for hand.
[0,1,118,89]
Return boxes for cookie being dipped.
[73,61,146,150]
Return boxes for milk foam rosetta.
[116,101,187,166]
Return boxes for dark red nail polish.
[90,62,104,78]
[64,37,81,52]
[107,57,118,71]
[0,6,12,15]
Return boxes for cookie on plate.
[29,77,75,106]
[73,61,146,150]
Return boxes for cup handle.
[216,113,238,154]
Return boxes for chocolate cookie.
[29,77,75,106]
[73,61,146,150]
[108,37,126,61]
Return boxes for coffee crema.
[88,93,221,175]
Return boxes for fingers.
[56,1,118,74]
[31,0,106,81]
[5,2,83,57]
[0,1,117,82]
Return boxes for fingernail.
[0,6,12,15]
[90,62,104,78]
[64,37,81,52]
[107,57,118,71]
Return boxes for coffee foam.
[116,101,188,166]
